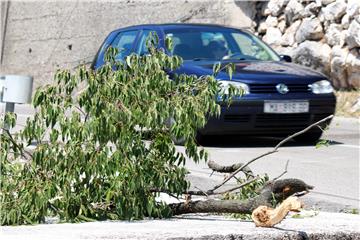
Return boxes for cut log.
[251,196,303,227]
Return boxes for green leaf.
[212,62,221,76]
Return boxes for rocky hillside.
[253,0,359,89]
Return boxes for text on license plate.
[264,101,309,113]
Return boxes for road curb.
[2,212,359,240]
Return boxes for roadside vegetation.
[335,89,360,118]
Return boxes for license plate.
[264,100,309,113]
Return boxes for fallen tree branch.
[209,115,333,193]
[169,178,313,215]
[207,160,254,179]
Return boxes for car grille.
[255,114,310,127]
[249,84,310,93]
[224,114,250,123]
[222,113,333,127]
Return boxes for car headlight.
[309,80,334,94]
[218,80,250,95]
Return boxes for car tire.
[293,131,323,145]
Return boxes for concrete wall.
[0,0,255,90]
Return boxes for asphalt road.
[2,104,359,211]
[184,116,360,211]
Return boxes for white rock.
[325,24,345,47]
[341,14,350,29]
[330,46,349,88]
[295,17,324,43]
[321,0,347,21]
[285,0,305,23]
[321,0,336,6]
[293,41,332,75]
[281,20,302,46]
[278,20,287,33]
[346,49,360,88]
[267,0,287,17]
[330,57,348,88]
[346,0,360,19]
[315,0,322,7]
[262,27,283,46]
[265,15,278,27]
[331,45,348,59]
[278,14,286,21]
[301,2,321,18]
[345,19,360,49]
[258,20,268,34]
[272,46,294,57]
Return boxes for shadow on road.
[197,135,343,148]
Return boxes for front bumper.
[199,94,336,136]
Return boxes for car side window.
[136,30,153,55]
[111,30,138,60]
[231,33,271,60]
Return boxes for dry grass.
[335,90,360,118]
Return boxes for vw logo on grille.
[276,83,289,94]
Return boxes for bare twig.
[194,186,208,197]
[209,115,333,193]
[213,176,260,195]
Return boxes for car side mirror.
[280,55,292,62]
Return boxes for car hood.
[172,60,328,85]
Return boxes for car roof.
[111,23,249,33]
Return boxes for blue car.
[92,23,336,143]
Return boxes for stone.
[285,0,304,23]
[345,19,360,49]
[295,17,324,43]
[258,20,267,34]
[346,0,360,19]
[301,2,321,18]
[341,14,350,29]
[325,24,345,47]
[266,0,287,17]
[330,46,349,88]
[278,20,287,33]
[262,27,283,46]
[321,0,347,22]
[281,20,302,46]
[265,15,278,28]
[321,0,336,5]
[292,41,332,76]
[272,46,294,57]
[346,49,360,88]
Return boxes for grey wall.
[0,0,255,90]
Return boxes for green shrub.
[0,34,241,225]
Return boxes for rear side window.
[111,30,138,60]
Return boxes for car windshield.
[165,28,280,61]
